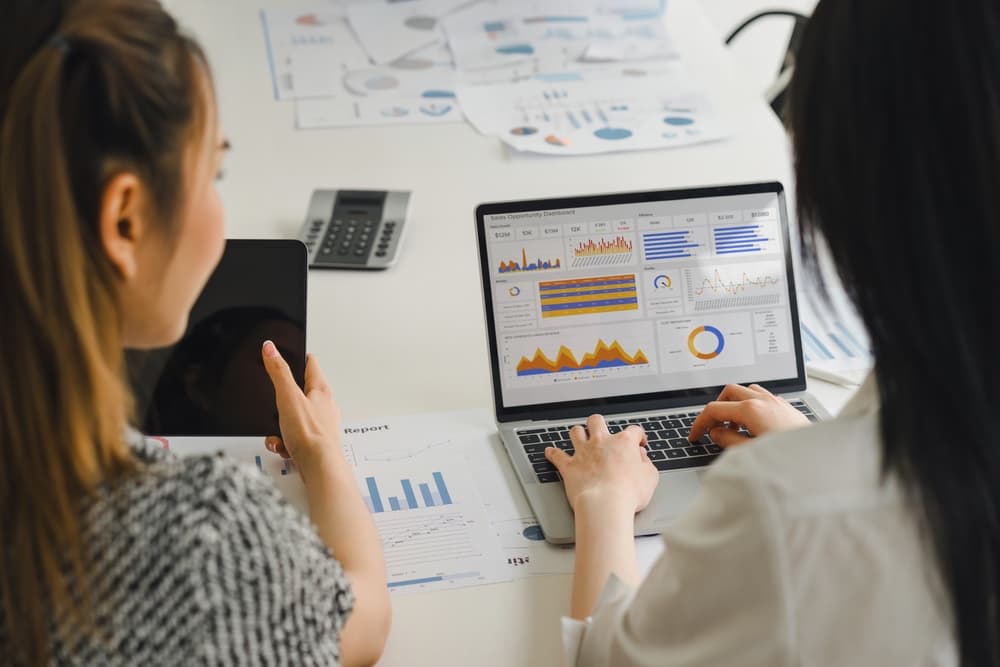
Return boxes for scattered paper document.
[442,0,676,73]
[458,73,728,155]
[355,457,511,593]
[296,96,462,128]
[162,416,511,594]
[347,0,470,65]
[463,427,576,577]
[797,283,873,387]
[294,47,463,128]
[162,410,567,586]
[161,409,674,584]
[260,7,370,100]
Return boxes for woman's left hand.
[545,413,659,513]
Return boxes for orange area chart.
[516,339,649,376]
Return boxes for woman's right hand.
[262,340,392,666]
[688,383,811,447]
[260,340,344,474]
[545,414,659,513]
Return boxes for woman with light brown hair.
[0,1,390,664]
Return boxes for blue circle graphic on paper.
[594,127,633,141]
[664,116,694,126]
[522,525,545,541]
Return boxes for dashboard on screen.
[481,189,800,410]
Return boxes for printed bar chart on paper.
[363,470,453,513]
[796,284,872,383]
[255,455,296,477]
[684,261,784,312]
[538,274,638,318]
[359,458,510,593]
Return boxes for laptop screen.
[477,183,805,419]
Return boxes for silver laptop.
[475,182,828,544]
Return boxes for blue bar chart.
[364,470,454,513]
[712,224,774,255]
[642,230,700,260]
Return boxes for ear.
[98,172,148,280]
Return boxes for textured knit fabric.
[0,432,353,666]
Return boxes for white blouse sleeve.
[562,450,791,667]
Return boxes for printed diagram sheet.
[162,410,606,591]
[259,0,733,149]
[796,281,873,386]
[442,0,675,72]
[261,7,463,126]
[261,7,370,100]
[457,73,726,155]
[258,0,735,153]
[347,0,470,65]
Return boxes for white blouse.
[563,376,957,667]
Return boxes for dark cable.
[725,10,810,45]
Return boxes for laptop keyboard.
[518,399,818,483]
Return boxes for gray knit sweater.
[0,433,353,665]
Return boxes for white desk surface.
[164,1,854,664]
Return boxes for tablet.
[127,240,308,436]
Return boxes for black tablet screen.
[127,240,307,436]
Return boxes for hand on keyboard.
[688,384,812,447]
[543,414,659,513]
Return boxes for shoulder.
[80,446,352,664]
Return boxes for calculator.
[298,189,411,270]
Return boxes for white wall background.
[698,0,819,101]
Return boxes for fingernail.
[262,340,279,358]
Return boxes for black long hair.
[789,1,1000,663]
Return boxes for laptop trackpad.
[634,470,702,535]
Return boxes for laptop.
[127,239,308,436]
[475,182,828,544]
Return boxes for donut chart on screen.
[687,325,725,360]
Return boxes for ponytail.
[0,1,209,663]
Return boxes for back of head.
[0,1,209,663]
[788,0,1000,663]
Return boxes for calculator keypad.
[300,190,410,270]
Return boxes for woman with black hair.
[551,1,998,665]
